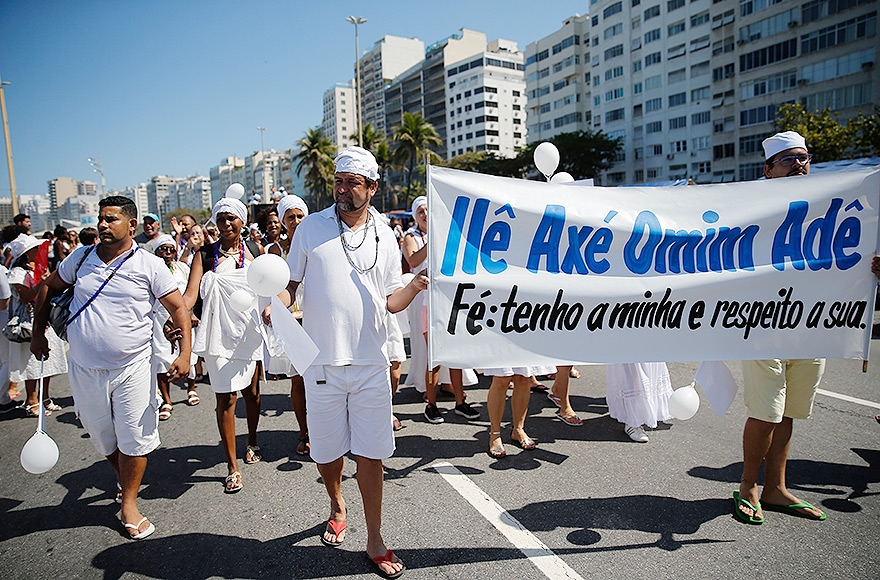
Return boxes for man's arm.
[30,270,71,360]
[386,271,429,314]
[261,280,300,325]
[158,289,192,381]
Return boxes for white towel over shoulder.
[193,266,263,361]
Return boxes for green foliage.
[294,128,336,210]
[349,122,384,152]
[162,208,210,233]
[392,112,441,200]
[773,103,880,162]
[848,106,880,157]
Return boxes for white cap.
[762,131,807,160]
[334,146,379,181]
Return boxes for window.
[552,35,580,54]
[740,103,781,127]
[633,60,643,72]
[646,120,663,133]
[670,140,687,152]
[606,88,625,101]
[604,2,623,17]
[635,147,644,159]
[607,108,626,121]
[801,13,877,55]
[669,68,687,83]
[740,0,785,18]
[691,12,710,27]
[646,97,663,111]
[739,134,764,154]
[691,61,710,77]
[800,50,874,84]
[690,35,710,51]
[692,111,711,124]
[801,81,873,110]
[668,0,685,10]
[713,143,735,159]
[740,39,797,72]
[691,86,710,101]
[645,52,662,66]
[694,136,712,150]
[486,129,499,136]
[554,112,584,128]
[538,103,551,114]
[633,82,643,94]
[740,70,797,99]
[475,130,485,137]
[693,161,712,174]
[594,96,602,106]
[669,92,687,106]
[592,15,599,26]
[650,144,664,155]
[739,9,798,43]
[634,169,645,181]
[475,115,485,124]
[606,66,625,80]
[634,104,643,116]
[645,28,661,43]
[670,116,687,129]
[802,0,872,25]
[513,90,521,97]
[669,21,686,36]
[645,5,660,20]
[645,75,662,89]
[553,79,570,91]
[647,168,659,179]
[712,63,736,81]
[739,163,764,181]
[605,23,623,38]
[605,44,624,60]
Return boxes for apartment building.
[147,175,182,216]
[48,177,80,225]
[210,156,243,206]
[164,175,212,213]
[445,39,528,158]
[321,82,355,150]
[524,14,593,143]
[357,35,425,138]
[587,0,877,185]
[121,183,149,219]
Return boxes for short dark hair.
[54,225,68,238]
[257,207,278,233]
[99,196,138,220]
[79,227,98,245]
[13,213,29,224]
[1,224,27,244]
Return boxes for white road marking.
[817,389,880,410]
[432,461,585,580]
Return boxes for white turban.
[277,194,309,221]
[762,131,807,160]
[211,198,248,226]
[152,234,176,251]
[334,146,380,181]
[411,196,427,216]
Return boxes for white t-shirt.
[0,265,11,300]
[58,243,178,369]
[287,206,403,367]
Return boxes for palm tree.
[392,112,441,201]
[349,122,384,151]
[294,128,336,210]
[372,140,396,211]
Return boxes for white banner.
[427,166,880,368]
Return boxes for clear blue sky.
[0,0,586,198]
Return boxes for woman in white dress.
[151,235,198,419]
[6,235,67,416]
[181,198,264,493]
[401,196,480,424]
[605,362,673,442]
[265,196,310,456]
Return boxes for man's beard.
[336,197,368,212]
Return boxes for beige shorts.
[303,364,394,464]
[742,358,825,423]
[68,356,160,457]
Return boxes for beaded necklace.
[336,207,379,274]
[212,240,245,271]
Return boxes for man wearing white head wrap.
[735,130,827,524]
[265,144,427,577]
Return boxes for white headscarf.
[211,198,248,226]
[277,194,309,221]
[151,234,176,251]
[334,146,380,181]
[411,196,427,216]
[762,131,807,160]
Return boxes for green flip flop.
[762,501,826,520]
[733,490,764,524]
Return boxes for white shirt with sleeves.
[0,265,11,300]
[287,206,403,367]
[58,243,178,369]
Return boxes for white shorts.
[303,365,394,464]
[482,366,544,377]
[68,356,160,457]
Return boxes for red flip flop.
[369,550,405,579]
[321,519,346,547]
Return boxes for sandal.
[488,431,506,458]
[556,412,583,426]
[296,434,310,456]
[392,416,404,431]
[42,399,61,412]
[244,445,261,464]
[115,482,123,504]
[121,516,155,540]
[158,403,172,421]
[224,471,243,493]
[511,427,536,450]
[547,393,562,408]
[530,383,549,393]
[187,390,200,406]
[368,549,405,579]
[24,404,50,417]
[321,518,346,547]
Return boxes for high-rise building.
[357,35,425,138]
[77,181,98,196]
[147,175,182,216]
[524,14,593,143]
[586,0,877,185]
[210,156,244,206]
[48,177,79,226]
[166,176,212,213]
[121,183,149,219]
[321,82,355,150]
[445,39,528,158]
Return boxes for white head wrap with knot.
[411,196,427,216]
[762,131,807,160]
[151,234,176,251]
[277,194,309,221]
[211,198,248,226]
[334,146,380,181]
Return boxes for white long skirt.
[605,363,673,428]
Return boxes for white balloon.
[550,171,575,183]
[225,183,246,199]
[668,384,700,420]
[228,289,255,312]
[534,142,560,178]
[246,253,291,297]
[21,431,59,474]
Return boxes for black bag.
[4,298,33,343]
[48,246,94,341]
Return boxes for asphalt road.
[1,342,878,580]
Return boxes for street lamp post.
[0,75,19,216]
[257,126,267,203]
[88,155,106,198]
[345,16,367,148]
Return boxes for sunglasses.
[772,153,813,167]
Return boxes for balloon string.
[38,358,45,434]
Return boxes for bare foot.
[760,488,824,519]
[323,501,346,545]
